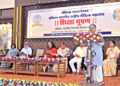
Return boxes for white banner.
[27,2,120,38]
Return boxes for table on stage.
[16,61,37,75]
[0,60,66,78]
[37,62,66,78]
[0,61,16,74]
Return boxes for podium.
[77,48,105,86]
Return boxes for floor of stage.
[0,73,120,86]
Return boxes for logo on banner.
[32,15,43,27]
[113,9,120,20]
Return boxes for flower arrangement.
[0,57,62,63]
[0,78,79,86]
[83,71,94,83]
[0,57,16,61]
[16,57,39,62]
[73,32,103,58]
[38,58,62,63]
[73,32,102,44]
[84,58,97,69]
[15,57,62,63]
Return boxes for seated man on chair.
[69,42,87,74]
[0,44,7,57]
[6,44,19,69]
[19,42,32,57]
[0,44,7,67]
[57,42,73,73]
[19,42,32,71]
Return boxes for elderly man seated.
[19,42,32,71]
[57,42,73,72]
[53,42,73,73]
[0,44,7,68]
[0,44,7,57]
[69,42,87,74]
[19,42,32,57]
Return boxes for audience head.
[89,24,96,33]
[24,42,29,48]
[47,41,56,49]
[60,42,66,49]
[110,40,116,48]
[11,44,16,49]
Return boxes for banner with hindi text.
[27,2,120,38]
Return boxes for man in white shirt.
[69,42,87,74]
[19,42,32,57]
[19,42,32,71]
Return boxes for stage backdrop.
[27,2,120,38]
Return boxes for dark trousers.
[68,58,72,73]
[8,63,13,69]
[81,57,87,70]
[73,57,87,71]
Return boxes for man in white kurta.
[89,24,104,83]
[69,43,87,74]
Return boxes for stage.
[0,73,120,86]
